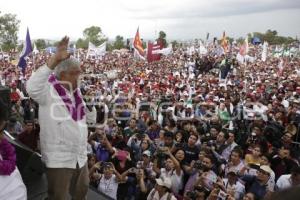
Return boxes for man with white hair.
[26,37,89,200]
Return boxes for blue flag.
[18,28,33,73]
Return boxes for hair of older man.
[54,58,80,79]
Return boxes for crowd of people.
[1,39,300,200]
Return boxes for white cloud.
[0,0,299,41]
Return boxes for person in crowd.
[271,147,299,180]
[184,155,217,194]
[241,165,273,199]
[276,166,300,190]
[221,131,238,162]
[3,33,300,200]
[26,37,90,200]
[147,177,177,200]
[0,99,27,200]
[221,169,245,200]
[89,129,116,162]
[91,162,123,199]
[224,148,245,176]
[153,148,184,197]
[17,120,40,151]
[244,145,262,166]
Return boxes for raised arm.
[26,36,70,105]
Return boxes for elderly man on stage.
[26,36,89,200]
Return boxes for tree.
[76,38,88,49]
[227,37,234,44]
[156,30,167,47]
[35,39,46,50]
[171,40,178,49]
[113,35,125,50]
[236,37,245,45]
[83,26,106,46]
[0,12,20,51]
[106,42,114,51]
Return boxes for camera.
[207,140,216,147]
[128,167,138,174]
[193,160,202,170]
[186,191,198,200]
[175,142,184,148]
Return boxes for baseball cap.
[227,168,238,176]
[155,177,172,189]
[142,150,151,157]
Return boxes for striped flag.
[239,36,249,56]
[221,31,228,53]
[133,27,145,60]
[18,28,33,73]
[147,41,163,62]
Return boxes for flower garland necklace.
[48,74,85,121]
[0,137,16,176]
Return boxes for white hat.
[155,177,172,189]
[260,165,272,175]
[142,150,151,157]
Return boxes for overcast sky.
[1,0,300,41]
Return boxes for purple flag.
[18,28,33,73]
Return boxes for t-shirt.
[183,144,199,164]
[93,142,110,162]
[98,174,118,200]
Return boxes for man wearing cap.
[241,165,273,199]
[222,169,245,200]
[147,177,177,200]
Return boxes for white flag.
[33,43,39,54]
[152,44,173,55]
[261,42,268,62]
[198,46,208,55]
[86,41,106,59]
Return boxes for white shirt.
[26,65,88,168]
[147,189,177,200]
[221,142,238,161]
[161,168,183,194]
[276,174,293,191]
[98,174,118,200]
[223,179,245,200]
[86,106,97,125]
[0,155,27,200]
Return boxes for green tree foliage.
[171,40,178,49]
[0,12,20,51]
[236,37,245,45]
[113,35,125,50]
[250,30,296,45]
[75,26,107,49]
[227,37,234,44]
[76,38,88,49]
[106,42,114,51]
[156,31,167,47]
[35,39,46,50]
[83,26,107,46]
